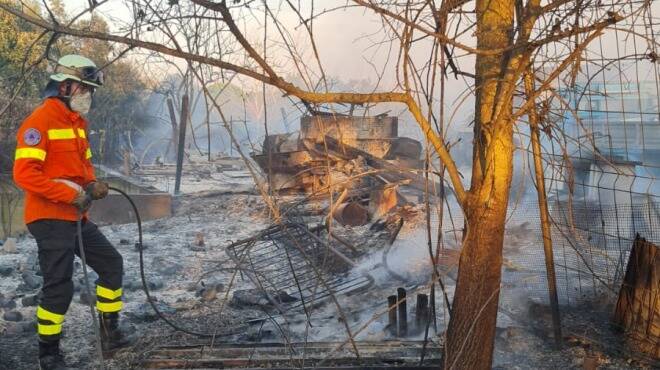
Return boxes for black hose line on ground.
[107,186,224,338]
[76,213,106,369]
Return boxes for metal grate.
[227,222,374,314]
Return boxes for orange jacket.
[13,97,96,224]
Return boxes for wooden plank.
[142,344,442,369]
[315,136,448,198]
[142,359,440,370]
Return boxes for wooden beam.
[316,136,449,198]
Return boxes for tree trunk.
[612,235,659,359]
[444,0,515,368]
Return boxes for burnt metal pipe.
[387,295,398,336]
[397,287,407,337]
[416,293,429,332]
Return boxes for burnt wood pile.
[253,115,433,227]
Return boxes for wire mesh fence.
[428,194,659,310]
[496,0,658,310]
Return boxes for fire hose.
[76,186,230,367]
[76,211,105,370]
[106,186,224,338]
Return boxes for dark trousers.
[27,219,123,342]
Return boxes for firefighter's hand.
[86,181,109,200]
[72,192,92,212]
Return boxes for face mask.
[69,91,92,115]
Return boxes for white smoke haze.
[25,2,656,368]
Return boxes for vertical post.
[204,90,211,162]
[387,295,398,336]
[524,70,562,347]
[262,6,272,199]
[122,150,130,176]
[397,287,407,337]
[165,98,178,161]
[416,293,429,332]
[174,94,189,195]
[229,116,233,157]
[206,114,211,162]
[98,129,106,165]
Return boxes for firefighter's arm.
[13,123,79,204]
[80,125,97,186]
[83,148,96,185]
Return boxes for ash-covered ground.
[0,170,656,369]
[0,188,271,369]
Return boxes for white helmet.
[49,54,104,88]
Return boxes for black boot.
[38,340,67,370]
[99,312,136,357]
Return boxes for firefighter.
[13,54,134,370]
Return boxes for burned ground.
[1,181,656,369]
[0,191,269,369]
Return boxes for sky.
[56,1,478,144]
[57,1,659,148]
[60,1,472,85]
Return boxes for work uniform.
[13,97,124,343]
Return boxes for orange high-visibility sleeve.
[13,118,79,204]
[81,127,96,186]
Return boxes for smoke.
[354,226,448,287]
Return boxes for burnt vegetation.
[0,0,658,369]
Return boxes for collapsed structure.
[253,114,431,227]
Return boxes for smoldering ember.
[0,1,658,370]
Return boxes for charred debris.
[129,114,445,368]
[253,114,430,226]
[238,113,431,313]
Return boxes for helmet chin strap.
[58,81,74,110]
[64,81,72,97]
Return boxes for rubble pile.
[255,115,404,189]
[253,115,431,228]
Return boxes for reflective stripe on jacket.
[13,98,96,223]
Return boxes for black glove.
[86,181,109,200]
[72,192,92,212]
